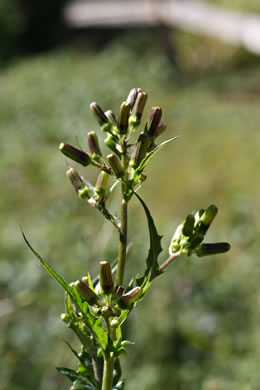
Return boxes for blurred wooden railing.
[63,0,260,55]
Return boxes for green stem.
[101,353,114,390]
[116,191,128,286]
[116,137,128,286]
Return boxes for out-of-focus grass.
[0,42,259,390]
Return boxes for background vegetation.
[1,1,260,390]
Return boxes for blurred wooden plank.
[63,0,260,55]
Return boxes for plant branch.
[160,251,182,271]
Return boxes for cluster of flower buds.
[59,88,168,208]
[170,205,231,257]
[67,261,143,326]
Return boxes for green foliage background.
[1,11,260,390]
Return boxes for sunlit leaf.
[135,136,180,175]
[134,193,163,285]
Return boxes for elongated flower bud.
[95,171,109,198]
[105,110,117,126]
[154,121,167,139]
[60,143,91,166]
[182,214,195,237]
[66,168,91,199]
[196,205,218,235]
[187,233,204,250]
[146,107,162,137]
[104,134,121,158]
[130,133,150,168]
[118,287,142,309]
[118,101,131,134]
[88,131,102,157]
[107,154,124,178]
[196,242,231,257]
[90,102,108,125]
[74,280,98,305]
[126,88,140,108]
[99,261,114,294]
[90,102,112,132]
[129,92,148,129]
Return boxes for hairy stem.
[101,353,114,390]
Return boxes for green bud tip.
[118,101,131,134]
[99,261,114,294]
[90,102,108,125]
[182,214,195,237]
[201,205,218,226]
[196,205,218,235]
[196,242,231,257]
[107,154,124,178]
[60,142,91,166]
[146,106,162,137]
[88,131,102,157]
[74,280,98,305]
[118,286,142,309]
[95,171,109,198]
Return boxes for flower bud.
[61,313,70,323]
[60,143,91,166]
[196,242,231,257]
[130,92,148,127]
[182,214,195,237]
[101,305,114,317]
[74,280,98,305]
[95,171,109,198]
[115,285,124,297]
[196,205,218,235]
[90,102,112,132]
[118,287,142,309]
[99,261,114,294]
[66,168,91,199]
[87,131,102,157]
[146,107,162,137]
[126,88,140,108]
[187,233,204,250]
[107,154,124,178]
[110,319,120,328]
[104,134,121,158]
[105,110,117,126]
[118,101,131,134]
[130,133,151,168]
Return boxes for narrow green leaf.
[22,228,77,300]
[134,193,163,284]
[22,228,108,351]
[135,136,180,175]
